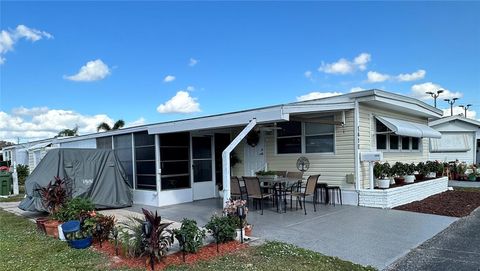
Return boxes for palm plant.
[96,120,125,132]
[57,126,78,137]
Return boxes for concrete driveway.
[130,199,457,270]
[387,208,480,271]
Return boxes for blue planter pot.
[68,236,93,249]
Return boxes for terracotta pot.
[394,177,405,185]
[436,172,443,178]
[36,217,49,234]
[414,174,424,181]
[245,225,253,236]
[44,220,60,239]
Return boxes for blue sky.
[1,1,479,142]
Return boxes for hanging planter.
[246,131,259,147]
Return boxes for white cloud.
[186,86,195,91]
[0,107,114,142]
[304,70,313,79]
[367,71,390,83]
[396,69,426,82]
[64,59,111,82]
[318,53,371,74]
[350,87,365,92]
[353,53,371,71]
[0,25,53,64]
[189,58,198,67]
[366,69,426,83]
[441,107,477,120]
[126,117,146,127]
[157,91,201,113]
[411,82,463,100]
[296,91,342,101]
[163,75,176,83]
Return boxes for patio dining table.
[260,177,303,213]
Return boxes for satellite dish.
[296,157,310,172]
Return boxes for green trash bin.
[0,171,13,196]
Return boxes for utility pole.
[426,90,444,108]
[459,104,472,118]
[444,98,459,116]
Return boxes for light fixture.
[426,90,444,108]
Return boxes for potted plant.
[223,199,250,239]
[458,162,467,180]
[404,163,416,184]
[425,161,437,179]
[415,162,428,181]
[37,176,71,238]
[374,162,390,189]
[467,164,478,181]
[391,162,406,185]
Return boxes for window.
[276,117,335,154]
[305,117,335,153]
[375,119,420,152]
[390,136,399,150]
[113,134,133,187]
[96,136,112,149]
[276,121,302,154]
[160,132,190,190]
[134,132,156,190]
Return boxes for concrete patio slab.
[128,198,457,270]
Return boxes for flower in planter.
[223,199,249,228]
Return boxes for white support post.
[222,119,257,206]
[369,162,374,190]
[12,161,19,195]
[354,99,361,191]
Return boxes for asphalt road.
[387,207,480,271]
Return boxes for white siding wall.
[60,139,96,148]
[359,105,429,189]
[264,111,355,189]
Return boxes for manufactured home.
[429,115,480,164]
[15,89,441,208]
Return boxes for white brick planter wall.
[358,177,449,209]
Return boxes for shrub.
[93,215,116,244]
[118,217,145,257]
[141,208,174,267]
[391,162,406,177]
[405,163,416,175]
[173,218,206,253]
[16,164,29,186]
[53,197,95,222]
[37,176,71,214]
[374,162,391,179]
[416,162,428,175]
[205,214,237,244]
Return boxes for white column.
[155,134,162,206]
[354,99,361,191]
[12,161,19,195]
[222,119,257,206]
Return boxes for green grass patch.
[0,209,108,271]
[165,241,376,271]
[0,194,25,202]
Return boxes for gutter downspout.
[222,119,257,206]
[354,99,361,204]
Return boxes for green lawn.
[0,194,25,202]
[0,209,375,271]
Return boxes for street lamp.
[426,90,444,108]
[444,98,459,116]
[459,104,472,118]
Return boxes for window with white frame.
[375,119,420,151]
[276,116,335,154]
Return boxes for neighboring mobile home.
[429,115,480,164]
[24,89,442,207]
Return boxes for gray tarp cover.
[19,148,133,212]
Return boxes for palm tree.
[57,126,78,137]
[97,120,125,132]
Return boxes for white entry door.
[192,136,215,200]
[244,131,266,176]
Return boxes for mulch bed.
[92,240,248,270]
[394,190,480,217]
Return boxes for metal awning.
[376,116,441,138]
